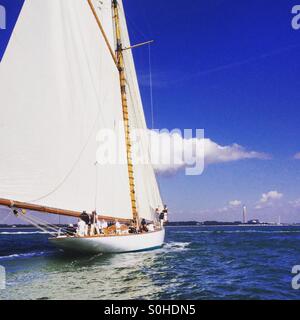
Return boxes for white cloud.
[216,200,242,215]
[214,200,243,216]
[260,191,283,203]
[229,200,242,207]
[149,130,270,174]
[203,140,270,164]
[294,152,300,159]
[255,190,283,209]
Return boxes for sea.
[0,225,300,300]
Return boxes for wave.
[0,251,50,261]
[0,231,47,235]
[215,230,300,234]
[173,230,300,235]
[163,242,191,251]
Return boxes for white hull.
[49,229,165,254]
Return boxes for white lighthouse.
[243,206,247,224]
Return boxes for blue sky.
[1,0,300,223]
[0,0,24,61]
[123,0,300,222]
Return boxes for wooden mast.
[112,0,140,228]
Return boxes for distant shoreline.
[165,224,300,228]
[1,224,300,230]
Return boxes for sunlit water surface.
[1,226,300,300]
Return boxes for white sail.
[118,1,164,221]
[0,0,132,219]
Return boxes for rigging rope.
[0,211,11,224]
[11,208,70,236]
[23,213,62,233]
[12,211,56,235]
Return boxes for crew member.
[80,211,90,236]
[101,219,108,230]
[90,211,100,236]
[159,211,165,228]
[97,217,103,234]
[129,220,137,234]
[77,219,86,237]
[155,207,161,227]
[115,220,121,235]
[162,205,169,223]
[140,218,148,233]
[155,207,160,220]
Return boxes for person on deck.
[162,205,169,223]
[140,218,148,233]
[155,207,162,228]
[155,207,160,222]
[159,211,165,228]
[80,211,89,224]
[94,211,101,235]
[80,211,90,236]
[97,217,103,234]
[101,219,108,231]
[115,220,121,235]
[129,220,137,234]
[77,219,86,237]
[90,211,100,236]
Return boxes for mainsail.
[0,0,162,222]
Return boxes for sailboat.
[0,0,166,254]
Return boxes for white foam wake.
[0,251,48,261]
[0,231,47,235]
[163,242,191,251]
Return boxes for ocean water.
[0,226,300,300]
